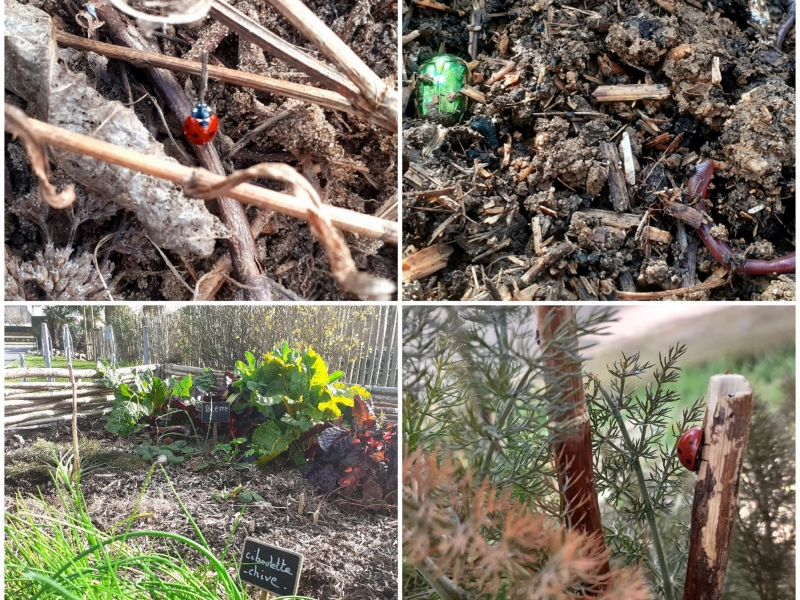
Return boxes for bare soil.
[402,0,795,301]
[5,0,397,301]
[5,417,398,600]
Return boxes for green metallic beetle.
[416,54,470,125]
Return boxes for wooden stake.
[67,362,80,484]
[535,306,609,575]
[683,374,754,600]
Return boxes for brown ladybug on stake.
[677,426,703,471]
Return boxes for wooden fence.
[5,363,398,428]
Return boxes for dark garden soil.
[5,0,397,301]
[5,417,399,600]
[402,0,795,301]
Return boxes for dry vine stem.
[7,109,397,240]
[4,110,398,283]
[185,164,396,299]
[4,106,76,209]
[683,374,753,600]
[54,32,372,125]
[534,306,609,576]
[209,0,398,132]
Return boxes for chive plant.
[5,464,249,600]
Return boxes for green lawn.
[6,356,138,370]
[6,356,99,370]
[671,344,794,409]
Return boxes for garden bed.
[402,0,795,301]
[5,416,398,600]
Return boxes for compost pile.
[5,0,397,301]
[402,0,795,301]
[5,418,398,600]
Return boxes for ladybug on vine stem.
[184,103,218,145]
[183,51,218,145]
[676,426,703,472]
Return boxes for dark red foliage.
[303,396,397,497]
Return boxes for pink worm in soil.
[776,0,795,51]
[687,159,796,275]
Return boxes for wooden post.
[683,374,753,600]
[64,325,80,485]
[535,306,609,574]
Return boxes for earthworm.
[776,0,796,50]
[687,159,796,275]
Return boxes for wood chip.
[520,242,576,283]
[592,84,670,102]
[574,209,641,229]
[662,199,708,229]
[643,226,673,245]
[711,56,722,85]
[651,0,675,13]
[664,131,684,155]
[644,132,670,148]
[599,141,630,211]
[459,85,487,103]
[619,131,636,186]
[402,244,454,282]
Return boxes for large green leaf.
[172,374,193,398]
[114,383,133,403]
[252,421,293,457]
[150,377,166,411]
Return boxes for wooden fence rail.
[5,364,398,427]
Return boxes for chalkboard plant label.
[201,400,230,423]
[239,537,304,595]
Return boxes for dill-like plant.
[586,346,704,600]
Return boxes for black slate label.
[239,538,304,595]
[201,401,230,423]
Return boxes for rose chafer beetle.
[416,54,470,125]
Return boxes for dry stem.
[5,111,398,244]
[210,0,397,132]
[55,32,372,124]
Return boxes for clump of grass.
[5,438,143,482]
[5,464,251,599]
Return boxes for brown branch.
[684,374,754,600]
[54,31,367,122]
[535,306,609,576]
[185,163,396,299]
[5,111,398,244]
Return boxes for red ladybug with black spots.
[184,103,218,145]
[677,426,703,471]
